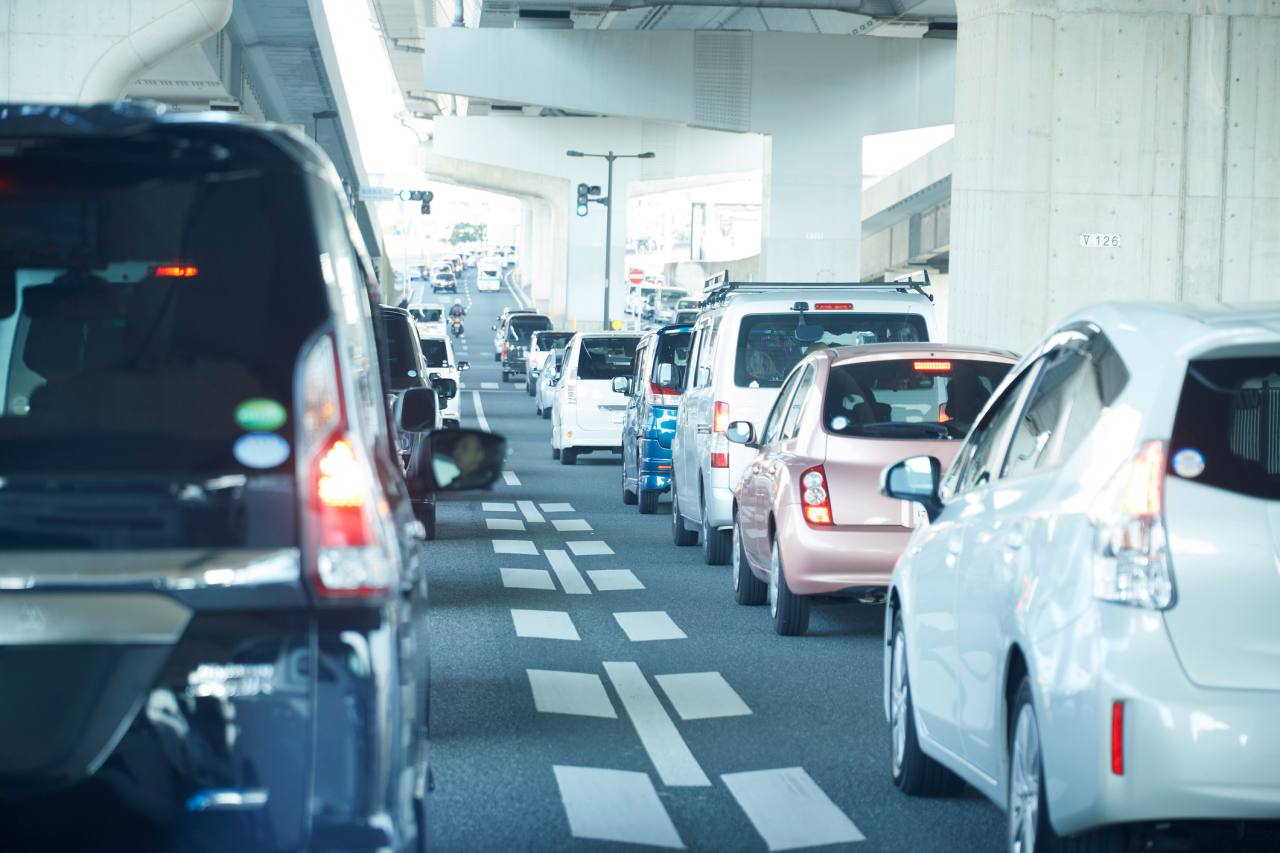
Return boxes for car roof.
[695,286,934,317]
[577,330,643,340]
[1061,302,1280,366]
[822,342,1020,367]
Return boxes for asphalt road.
[423,269,1004,852]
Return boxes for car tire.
[526,380,534,396]
[541,406,551,420]
[671,482,698,547]
[552,446,561,461]
[414,500,436,542]
[732,516,767,605]
[890,611,964,796]
[493,352,500,362]
[638,489,659,515]
[561,447,578,466]
[622,472,638,506]
[768,539,809,635]
[701,493,731,565]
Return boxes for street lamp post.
[567,149,655,330]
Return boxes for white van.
[476,259,502,292]
[551,331,642,465]
[670,278,938,564]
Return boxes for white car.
[408,303,446,338]
[535,347,564,419]
[881,303,1280,852]
[476,260,502,292]
[670,277,937,565]
[526,330,575,395]
[417,334,469,428]
[551,332,642,465]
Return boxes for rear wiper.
[857,421,952,439]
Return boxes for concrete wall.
[950,0,1280,351]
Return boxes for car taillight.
[801,465,832,525]
[503,343,509,357]
[1090,440,1175,610]
[813,302,852,310]
[913,360,952,372]
[711,432,729,469]
[1110,700,1125,776]
[712,401,729,433]
[647,381,680,407]
[298,334,391,599]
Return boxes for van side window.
[695,317,720,388]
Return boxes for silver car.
[535,348,564,420]
[882,303,1280,852]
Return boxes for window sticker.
[235,398,287,432]
[234,433,291,469]
[1172,448,1205,480]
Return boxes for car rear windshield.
[411,307,442,322]
[653,331,692,387]
[380,312,423,390]
[0,132,326,477]
[823,358,1011,440]
[533,331,575,351]
[419,337,448,367]
[1170,356,1280,500]
[508,316,552,344]
[735,312,928,388]
[578,337,639,380]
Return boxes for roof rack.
[700,269,933,307]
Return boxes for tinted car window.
[508,316,552,344]
[410,307,442,322]
[533,331,575,351]
[1170,356,1280,500]
[578,337,640,380]
[419,337,448,367]
[824,358,1011,440]
[380,310,424,390]
[652,331,692,387]
[735,312,929,388]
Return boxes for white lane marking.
[722,768,865,850]
[510,609,580,641]
[567,540,613,556]
[553,766,685,850]
[528,670,616,718]
[614,611,687,642]
[492,539,538,556]
[502,471,521,486]
[655,672,752,720]
[486,517,526,531]
[480,381,499,390]
[602,662,709,787]
[517,500,544,523]
[482,502,517,512]
[501,568,555,591]
[587,569,644,592]
[545,550,591,595]
[471,391,490,431]
[552,518,592,532]
[540,502,575,513]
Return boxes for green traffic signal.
[576,203,589,217]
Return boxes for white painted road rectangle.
[614,611,687,642]
[567,540,614,556]
[553,766,685,849]
[587,569,644,592]
[655,672,752,720]
[510,609,580,641]
[603,662,709,787]
[480,381,499,390]
[540,502,574,513]
[486,518,526,531]
[492,539,538,556]
[482,502,516,512]
[527,670,617,718]
[551,518,592,532]
[501,568,555,591]
[545,550,591,595]
[722,767,864,851]
[502,471,521,486]
[517,500,544,523]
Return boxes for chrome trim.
[185,788,269,812]
[0,548,301,591]
[0,593,191,645]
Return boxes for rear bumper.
[775,509,907,595]
[503,357,527,373]
[639,438,674,492]
[562,420,623,451]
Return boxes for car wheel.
[414,500,436,542]
[732,516,767,605]
[541,405,551,420]
[493,352,500,362]
[701,493,731,565]
[526,380,534,396]
[768,539,809,635]
[890,612,963,796]
[561,447,578,466]
[671,480,698,546]
[622,469,638,506]
[638,489,659,515]
[552,446,560,460]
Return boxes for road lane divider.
[553,766,685,850]
[586,569,644,592]
[516,500,544,523]
[654,673,751,721]
[613,611,687,642]
[551,519,592,532]
[722,768,865,850]
[510,609,580,641]
[492,539,538,556]
[602,662,710,787]
[545,550,591,595]
[500,568,555,591]
[527,670,617,718]
[485,518,526,531]
[567,540,613,556]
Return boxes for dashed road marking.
[511,609,580,641]
[471,391,490,431]
[603,662,709,787]
[501,568,555,590]
[545,550,591,595]
[527,670,617,718]
[482,502,517,512]
[722,767,865,850]
[486,517,526,531]
[655,672,752,720]
[553,766,685,850]
[587,569,644,591]
[551,518,592,532]
[492,539,538,556]
[480,381,499,390]
[516,500,544,523]
[613,611,687,642]
[540,503,575,513]
[503,471,521,486]
[567,540,613,556]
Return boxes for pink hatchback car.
[726,343,1017,635]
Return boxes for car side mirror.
[407,428,507,493]
[431,376,458,400]
[396,387,438,433]
[724,420,757,448]
[655,362,675,387]
[491,322,498,331]
[881,455,943,522]
[611,376,631,395]
[458,361,470,371]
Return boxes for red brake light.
[1121,441,1165,517]
[317,439,364,510]
[813,302,852,310]
[711,450,729,468]
[800,465,833,525]
[503,343,510,357]
[913,360,952,372]
[712,401,730,433]
[154,265,198,278]
[647,381,681,407]
[1111,701,1124,775]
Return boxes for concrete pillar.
[949,0,1280,351]
[1,0,232,103]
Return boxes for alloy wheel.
[732,522,742,592]
[768,542,780,618]
[890,630,909,775]
[1008,704,1042,853]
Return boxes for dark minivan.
[0,105,501,852]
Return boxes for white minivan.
[670,278,938,564]
[551,332,642,465]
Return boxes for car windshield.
[435,273,453,281]
[411,307,443,322]
[823,358,1011,439]
[578,336,639,380]
[419,337,449,367]
[508,316,552,344]
[653,331,692,387]
[735,312,928,388]
[0,134,326,478]
[533,331,575,351]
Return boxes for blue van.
[618,324,693,513]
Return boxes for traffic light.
[576,183,589,217]
[396,189,434,214]
[420,191,433,215]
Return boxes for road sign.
[359,186,395,202]
[628,269,645,285]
